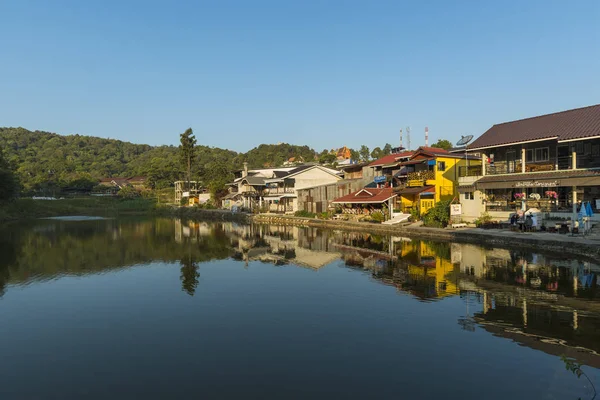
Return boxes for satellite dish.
[456,135,474,146]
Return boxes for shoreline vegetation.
[2,198,599,258]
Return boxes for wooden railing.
[265,187,295,195]
[486,160,557,175]
[407,170,434,181]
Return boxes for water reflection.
[1,217,600,372]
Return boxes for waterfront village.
[104,104,600,232]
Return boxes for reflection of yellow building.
[396,241,459,298]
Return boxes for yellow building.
[394,147,481,215]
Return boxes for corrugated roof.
[469,104,600,150]
[241,176,267,186]
[332,188,396,204]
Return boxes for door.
[506,151,516,173]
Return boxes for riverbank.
[153,206,250,222]
[0,198,251,223]
[251,214,600,259]
[0,197,157,221]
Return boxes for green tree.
[201,160,234,198]
[349,149,360,163]
[359,145,371,162]
[319,152,336,165]
[0,147,19,202]
[179,128,196,186]
[382,143,392,155]
[370,147,383,160]
[117,185,139,199]
[431,139,453,150]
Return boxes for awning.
[398,159,427,166]
[396,185,435,195]
[457,185,475,192]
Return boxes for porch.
[478,138,600,176]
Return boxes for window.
[525,149,533,162]
[463,192,474,200]
[437,161,446,171]
[534,147,549,162]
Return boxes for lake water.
[1,217,599,399]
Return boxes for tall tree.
[349,149,360,163]
[319,152,336,165]
[179,128,197,187]
[382,143,392,155]
[370,147,383,160]
[431,139,453,150]
[359,145,371,162]
[0,147,19,202]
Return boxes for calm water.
[1,218,599,399]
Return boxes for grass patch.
[0,197,157,221]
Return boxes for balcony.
[406,170,435,187]
[458,165,482,177]
[264,187,295,195]
[485,159,564,175]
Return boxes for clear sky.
[1,0,599,153]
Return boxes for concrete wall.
[460,190,486,221]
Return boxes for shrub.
[410,207,420,221]
[422,200,451,228]
[371,211,385,223]
[294,210,316,218]
[117,186,140,199]
[318,212,330,219]
[474,212,493,227]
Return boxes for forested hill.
[0,127,317,192]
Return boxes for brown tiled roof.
[332,188,396,204]
[469,104,600,150]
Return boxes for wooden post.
[521,147,526,173]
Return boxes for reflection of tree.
[180,254,200,296]
[0,228,21,298]
[1,218,233,287]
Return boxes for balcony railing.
[458,165,482,177]
[406,170,435,187]
[265,187,295,195]
[485,159,562,175]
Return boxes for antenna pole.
[425,126,429,147]
[399,128,403,150]
[407,126,411,151]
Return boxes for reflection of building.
[451,242,600,300]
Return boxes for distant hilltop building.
[283,156,304,166]
[335,146,351,160]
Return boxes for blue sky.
[1,0,599,152]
